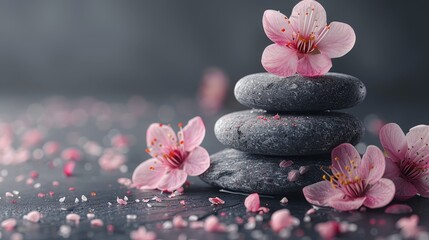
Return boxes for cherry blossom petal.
[261,44,298,77]
[244,193,260,212]
[262,10,294,44]
[330,196,366,211]
[414,172,429,198]
[157,169,188,192]
[132,158,167,189]
[405,125,429,158]
[315,221,340,240]
[360,145,386,185]
[392,177,417,200]
[385,204,413,214]
[297,53,332,77]
[25,211,42,223]
[317,22,356,58]
[363,178,395,209]
[182,116,206,152]
[303,181,343,207]
[290,0,327,31]
[146,123,177,156]
[183,147,210,176]
[331,143,361,178]
[384,157,401,179]
[270,209,299,232]
[379,123,408,162]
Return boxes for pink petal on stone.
[209,197,225,205]
[24,211,42,223]
[63,161,76,177]
[385,204,413,214]
[244,193,260,212]
[279,160,293,168]
[1,218,17,231]
[182,116,206,152]
[315,221,341,240]
[66,213,80,224]
[270,209,299,232]
[287,170,300,182]
[90,219,104,227]
[204,215,226,232]
[130,227,157,240]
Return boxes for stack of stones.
[200,72,366,195]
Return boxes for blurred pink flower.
[270,209,299,232]
[396,215,423,239]
[261,0,355,77]
[130,226,157,240]
[132,117,210,192]
[315,221,340,240]
[379,123,429,200]
[198,67,229,115]
[303,143,395,211]
[98,149,126,171]
[204,215,226,232]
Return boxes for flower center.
[399,160,426,182]
[162,149,186,169]
[287,7,330,54]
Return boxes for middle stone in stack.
[200,72,366,195]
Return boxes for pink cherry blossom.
[204,215,226,232]
[270,209,299,232]
[98,149,127,171]
[303,143,395,211]
[261,0,355,77]
[379,123,429,200]
[132,116,210,192]
[1,218,17,231]
[24,211,42,223]
[130,226,157,240]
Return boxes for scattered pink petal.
[306,208,317,215]
[385,204,413,214]
[1,218,17,231]
[179,200,186,205]
[197,67,229,115]
[258,207,270,214]
[173,215,188,228]
[5,192,14,197]
[24,211,42,223]
[61,148,82,161]
[66,213,80,224]
[107,224,114,233]
[315,221,341,240]
[87,213,95,219]
[280,197,289,204]
[299,166,310,175]
[273,114,280,120]
[190,221,204,229]
[52,181,60,187]
[29,171,39,179]
[117,178,132,187]
[43,141,60,156]
[21,129,44,147]
[245,193,260,212]
[235,217,244,225]
[63,161,76,177]
[111,134,130,149]
[130,226,157,240]
[287,170,300,182]
[99,150,127,171]
[49,191,55,197]
[37,193,45,198]
[209,197,225,205]
[90,219,104,227]
[68,187,76,191]
[270,209,300,232]
[204,215,226,232]
[117,197,128,205]
[279,160,293,168]
[396,215,422,239]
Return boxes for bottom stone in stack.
[200,149,331,195]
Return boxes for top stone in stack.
[234,72,366,112]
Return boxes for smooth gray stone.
[234,72,366,111]
[215,110,363,156]
[200,149,331,195]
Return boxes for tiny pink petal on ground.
[1,218,16,231]
[130,227,156,240]
[25,211,42,223]
[287,170,300,182]
[90,219,104,227]
[270,209,299,232]
[66,214,80,224]
[279,160,293,168]
[61,148,82,161]
[63,161,76,177]
[299,166,310,175]
[209,197,225,205]
[280,197,289,204]
[172,215,188,228]
[117,177,132,187]
[244,193,260,212]
[204,215,226,232]
[385,204,413,214]
[315,221,341,240]
[117,197,127,205]
[258,207,270,214]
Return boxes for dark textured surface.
[215,110,364,156]
[199,149,330,195]
[234,73,366,112]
